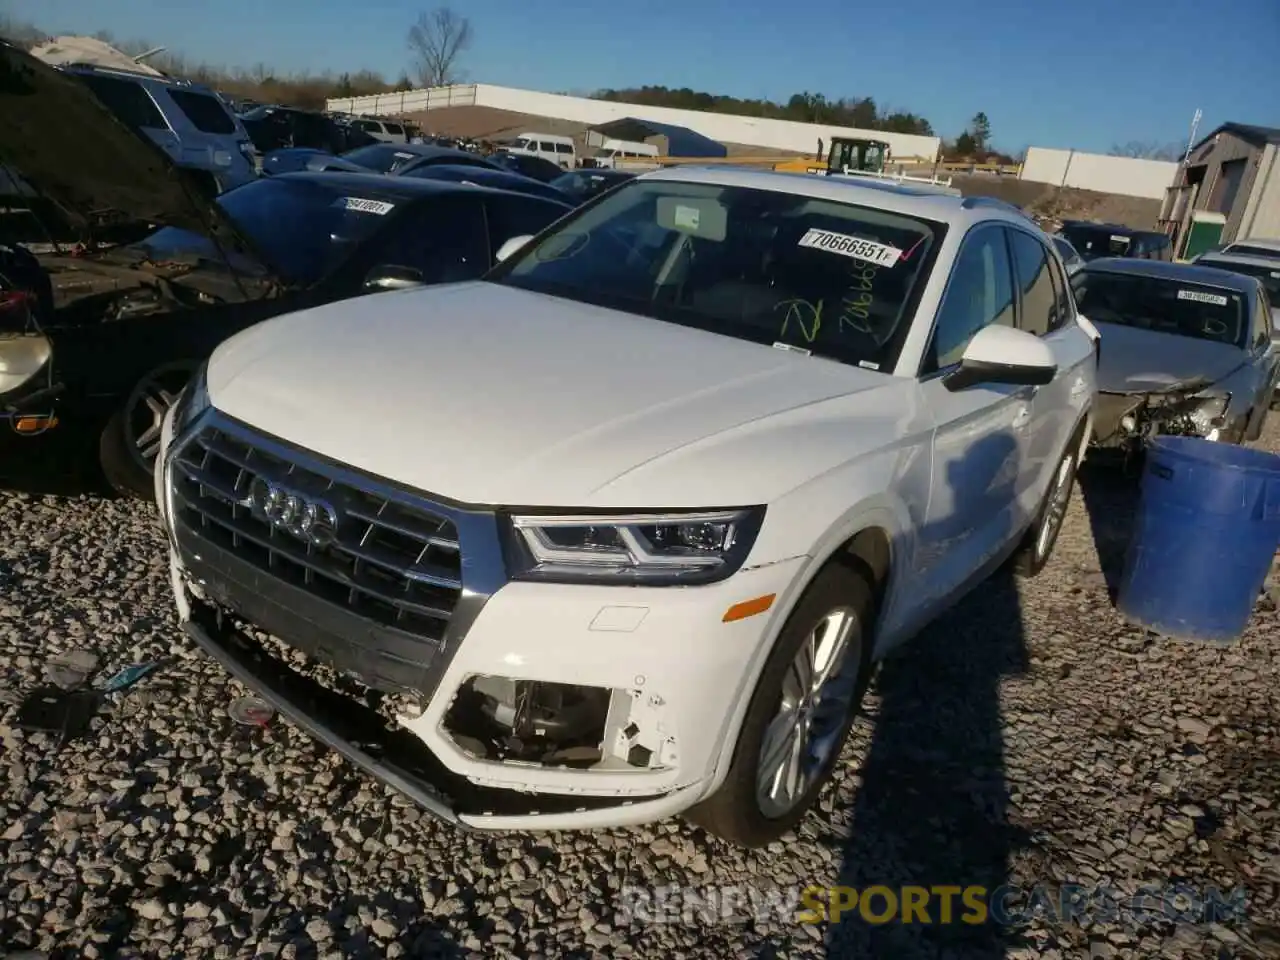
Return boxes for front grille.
[170,421,462,643]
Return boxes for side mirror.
[495,234,535,264]
[364,264,424,292]
[943,325,1058,393]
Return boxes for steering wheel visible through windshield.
[488,179,943,371]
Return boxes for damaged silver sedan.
[1072,259,1279,464]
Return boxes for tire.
[1011,428,1081,578]
[684,562,875,847]
[1245,404,1268,443]
[98,361,197,498]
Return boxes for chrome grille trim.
[167,410,506,646]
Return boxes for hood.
[0,41,255,256]
[206,282,910,507]
[1095,321,1245,394]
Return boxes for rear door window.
[1007,228,1059,336]
[78,74,167,130]
[555,143,573,155]
[538,142,555,153]
[167,90,237,134]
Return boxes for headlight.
[171,360,210,434]
[1188,393,1230,434]
[505,507,765,586]
[0,333,52,395]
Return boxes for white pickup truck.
[156,168,1096,847]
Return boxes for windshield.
[490,179,943,370]
[140,178,393,286]
[1224,243,1280,261]
[1197,258,1280,301]
[339,144,421,173]
[1061,225,1133,260]
[1072,271,1245,347]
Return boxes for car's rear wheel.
[99,361,197,498]
[684,562,874,847]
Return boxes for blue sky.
[9,0,1279,153]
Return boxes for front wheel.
[1011,438,1079,578]
[684,563,874,847]
[99,361,197,498]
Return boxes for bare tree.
[407,7,472,88]
[1110,140,1183,161]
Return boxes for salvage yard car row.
[2,39,1279,848]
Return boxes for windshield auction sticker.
[334,197,395,215]
[798,229,902,266]
[1177,289,1228,306]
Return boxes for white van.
[592,138,660,169]
[506,132,576,169]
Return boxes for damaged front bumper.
[159,410,803,831]
[1090,388,1236,456]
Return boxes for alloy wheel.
[125,365,195,473]
[1036,453,1076,560]
[755,606,862,818]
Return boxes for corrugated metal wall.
[1237,144,1280,240]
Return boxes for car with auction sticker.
[156,167,1097,846]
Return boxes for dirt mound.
[947,174,1161,230]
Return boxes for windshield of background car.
[1072,271,1246,347]
[1196,258,1280,302]
[490,179,943,370]
[142,178,394,286]
[1062,226,1132,260]
[339,144,421,174]
[1225,244,1280,260]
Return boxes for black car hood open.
[0,41,261,264]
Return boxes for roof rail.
[961,195,1033,219]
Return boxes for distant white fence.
[327,83,942,160]
[1019,147,1178,200]
[328,84,478,116]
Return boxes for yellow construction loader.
[773,136,954,189]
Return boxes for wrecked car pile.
[0,41,571,496]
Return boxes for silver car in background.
[1073,259,1279,458]
[62,63,257,192]
[1191,250,1280,337]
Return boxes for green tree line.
[594,85,935,137]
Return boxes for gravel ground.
[1,422,1278,960]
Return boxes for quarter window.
[927,225,1015,371]
[77,74,166,130]
[1007,229,1057,337]
[167,90,236,134]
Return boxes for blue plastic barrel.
[1117,436,1280,644]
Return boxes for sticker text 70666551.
[798,228,903,267]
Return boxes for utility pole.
[1182,108,1203,163]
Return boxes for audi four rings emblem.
[246,477,339,546]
